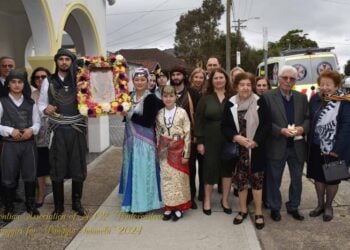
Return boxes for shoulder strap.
[187,92,195,127]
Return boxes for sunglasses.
[34,75,47,80]
[1,64,14,69]
[280,76,296,82]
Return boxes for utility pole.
[233,17,259,66]
[263,27,268,79]
[226,0,232,73]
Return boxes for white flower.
[116,54,124,62]
[101,103,111,112]
[122,101,131,112]
[79,105,88,116]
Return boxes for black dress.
[307,94,340,185]
[233,110,264,191]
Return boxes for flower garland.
[76,54,131,117]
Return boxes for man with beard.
[38,48,87,220]
[170,66,200,209]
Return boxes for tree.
[174,0,224,68]
[344,60,350,76]
[268,29,318,57]
[214,32,263,73]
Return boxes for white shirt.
[38,77,50,114]
[0,94,41,137]
[164,106,176,128]
[0,77,5,86]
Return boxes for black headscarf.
[4,69,33,103]
[53,48,77,85]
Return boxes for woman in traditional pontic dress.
[119,67,164,215]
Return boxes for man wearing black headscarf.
[38,48,87,220]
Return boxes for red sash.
[158,136,189,175]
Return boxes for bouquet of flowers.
[76,54,131,117]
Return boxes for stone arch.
[57,3,102,56]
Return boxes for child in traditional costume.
[156,85,192,221]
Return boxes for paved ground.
[1,115,350,249]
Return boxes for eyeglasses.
[34,75,47,80]
[1,64,14,69]
[280,76,296,82]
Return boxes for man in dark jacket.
[264,65,310,222]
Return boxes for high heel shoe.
[202,208,211,215]
[255,215,265,230]
[233,211,248,225]
[221,199,232,214]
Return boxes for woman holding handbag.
[307,70,350,222]
[221,72,271,229]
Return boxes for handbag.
[222,141,239,161]
[322,156,350,182]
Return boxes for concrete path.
[66,184,261,250]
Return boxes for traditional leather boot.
[51,181,64,221]
[3,187,15,223]
[24,182,40,216]
[72,181,87,216]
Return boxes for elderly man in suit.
[263,65,310,222]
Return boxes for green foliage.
[268,29,318,56]
[174,0,224,67]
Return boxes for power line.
[107,13,180,45]
[107,0,171,36]
[109,27,174,47]
[135,31,175,49]
[107,7,196,16]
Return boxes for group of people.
[119,56,350,230]
[1,52,349,230]
[0,49,88,222]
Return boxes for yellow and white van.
[256,47,339,99]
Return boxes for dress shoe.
[233,211,248,225]
[202,208,211,216]
[309,206,324,217]
[191,200,198,210]
[323,207,333,222]
[270,210,281,221]
[162,211,172,221]
[255,214,265,230]
[287,210,304,221]
[172,210,182,221]
[220,199,232,214]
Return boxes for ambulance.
[256,47,339,99]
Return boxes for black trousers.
[189,143,204,200]
[49,127,87,182]
[1,140,37,188]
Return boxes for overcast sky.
[106,0,350,71]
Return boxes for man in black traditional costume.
[38,48,87,220]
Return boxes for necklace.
[164,107,176,135]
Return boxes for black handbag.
[222,141,239,160]
[322,157,350,182]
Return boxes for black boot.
[72,181,87,216]
[3,187,15,223]
[24,182,40,217]
[51,181,64,221]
